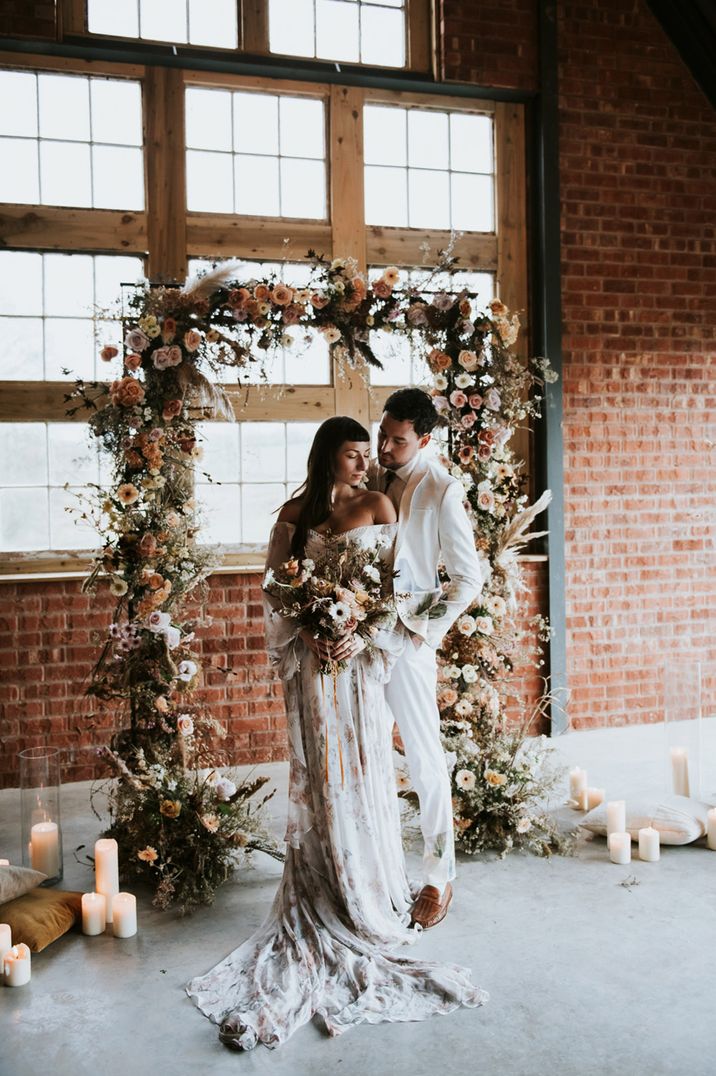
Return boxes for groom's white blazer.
[368,455,489,649]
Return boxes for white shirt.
[382,452,420,513]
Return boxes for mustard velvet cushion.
[0,888,83,952]
[0,865,47,903]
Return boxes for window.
[0,71,144,209]
[0,252,145,381]
[185,89,326,218]
[364,104,494,231]
[268,0,406,67]
[87,0,239,49]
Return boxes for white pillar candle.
[95,839,120,923]
[587,787,605,810]
[112,893,137,939]
[81,893,107,936]
[606,800,626,838]
[569,767,588,806]
[574,787,589,811]
[638,826,660,862]
[608,832,631,865]
[30,821,60,877]
[3,944,31,987]
[0,924,11,962]
[670,747,690,797]
[707,808,716,851]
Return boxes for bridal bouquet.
[263,534,397,675]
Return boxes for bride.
[186,416,488,1049]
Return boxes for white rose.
[457,615,476,637]
[176,714,194,737]
[148,611,171,633]
[444,664,462,680]
[455,768,476,790]
[454,372,473,389]
[433,373,448,391]
[461,664,478,683]
[163,625,181,649]
[177,659,198,682]
[363,564,380,584]
[214,776,237,801]
[475,615,494,636]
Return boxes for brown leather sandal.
[409,882,453,929]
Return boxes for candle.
[574,788,589,811]
[670,747,690,797]
[3,943,31,987]
[606,800,626,838]
[569,767,588,807]
[608,832,631,865]
[0,859,9,866]
[587,787,605,810]
[30,821,60,877]
[95,838,119,923]
[0,924,11,962]
[638,826,660,862]
[112,893,137,939]
[707,808,716,851]
[81,893,106,936]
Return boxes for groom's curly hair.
[384,387,439,437]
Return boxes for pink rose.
[153,345,182,370]
[485,388,502,411]
[183,329,201,352]
[461,412,477,428]
[468,393,483,409]
[372,279,392,299]
[124,353,142,371]
[477,443,493,460]
[162,398,183,421]
[125,328,150,352]
[449,390,467,408]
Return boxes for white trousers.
[385,640,455,892]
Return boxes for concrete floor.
[1,722,715,1076]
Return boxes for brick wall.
[558,0,716,729]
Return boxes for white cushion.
[578,795,712,845]
[0,865,47,903]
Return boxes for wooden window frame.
[61,0,435,78]
[0,51,527,579]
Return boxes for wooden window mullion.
[241,0,269,55]
[144,66,188,283]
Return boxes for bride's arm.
[262,521,303,679]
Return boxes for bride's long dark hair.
[287,416,370,554]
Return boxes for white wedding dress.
[186,522,488,1049]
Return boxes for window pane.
[94,256,145,313]
[0,488,49,551]
[44,254,94,317]
[279,97,324,159]
[140,0,188,42]
[450,113,493,174]
[0,319,43,379]
[88,0,140,36]
[38,74,90,142]
[188,0,238,47]
[40,141,92,207]
[241,423,285,482]
[234,92,279,155]
[235,155,280,216]
[90,80,143,146]
[364,105,406,167]
[0,252,42,316]
[0,424,47,485]
[369,330,412,386]
[365,164,407,226]
[186,149,234,212]
[315,0,359,62]
[408,110,449,170]
[269,0,315,57]
[196,421,240,484]
[186,88,232,152]
[287,332,330,384]
[451,173,494,232]
[0,70,37,137]
[280,157,325,218]
[360,5,405,66]
[93,145,145,210]
[0,137,39,203]
[241,483,285,543]
[286,422,320,482]
[408,169,450,229]
[48,424,98,486]
[44,318,95,380]
[196,481,241,545]
[50,486,98,550]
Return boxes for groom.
[368,388,488,929]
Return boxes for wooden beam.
[0,205,147,253]
[0,50,144,78]
[183,69,329,98]
[407,0,433,75]
[59,0,86,36]
[329,84,370,426]
[240,0,269,55]
[367,228,497,269]
[187,215,331,261]
[362,85,495,113]
[144,66,188,282]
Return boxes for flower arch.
[70,252,566,911]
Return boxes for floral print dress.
[186,522,488,1050]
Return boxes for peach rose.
[162,398,183,421]
[124,448,143,469]
[458,445,474,464]
[428,349,452,372]
[154,695,170,713]
[138,533,157,558]
[439,688,459,707]
[253,284,271,301]
[110,376,145,408]
[478,443,493,460]
[176,714,194,737]
[372,278,392,299]
[183,329,201,352]
[461,412,477,428]
[468,393,483,409]
[271,283,294,306]
[449,390,468,408]
[100,345,118,362]
[124,353,142,371]
[147,572,165,591]
[161,317,176,342]
[310,293,330,309]
[458,350,479,371]
[228,287,250,308]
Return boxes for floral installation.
[263,532,397,676]
[68,248,566,907]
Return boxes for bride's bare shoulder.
[277,498,303,524]
[361,490,397,525]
